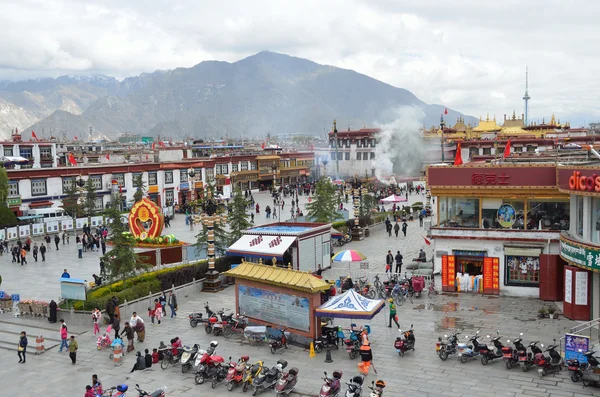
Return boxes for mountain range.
[0,52,477,140]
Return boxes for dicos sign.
[568,171,600,193]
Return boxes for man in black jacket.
[395,251,403,274]
[385,251,394,274]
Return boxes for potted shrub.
[537,307,548,319]
[547,306,558,319]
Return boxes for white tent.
[379,194,407,203]
[315,288,384,320]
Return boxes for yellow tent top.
[225,262,331,293]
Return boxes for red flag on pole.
[105,153,110,160]
[31,131,39,141]
[158,141,165,147]
[68,153,77,166]
[422,236,431,246]
[152,142,156,150]
[444,108,448,115]
[261,142,265,149]
[454,141,463,166]
[74,136,78,140]
[503,139,511,159]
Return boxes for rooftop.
[224,262,330,293]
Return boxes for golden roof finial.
[333,119,337,131]
[550,114,556,125]
[259,258,263,265]
[512,110,516,120]
[542,118,545,124]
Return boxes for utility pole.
[523,67,531,126]
[333,119,339,176]
[440,115,446,162]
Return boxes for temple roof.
[473,114,501,132]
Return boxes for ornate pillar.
[202,189,225,292]
[351,174,364,240]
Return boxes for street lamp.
[188,168,197,203]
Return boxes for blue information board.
[565,333,589,363]
[11,294,20,302]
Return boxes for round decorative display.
[497,204,516,228]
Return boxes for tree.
[102,196,146,280]
[82,178,98,216]
[305,176,342,223]
[228,187,252,244]
[133,174,146,203]
[0,206,17,228]
[0,167,8,206]
[194,184,230,256]
[62,184,83,218]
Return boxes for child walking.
[92,308,101,335]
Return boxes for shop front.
[557,164,600,321]
[428,164,566,297]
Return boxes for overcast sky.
[1,0,599,126]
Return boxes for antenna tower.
[523,67,531,126]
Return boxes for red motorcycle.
[223,314,248,338]
[225,355,250,391]
[319,371,342,397]
[275,366,299,395]
[194,345,225,385]
[394,325,415,357]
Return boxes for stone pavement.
[1,283,598,397]
[0,189,428,301]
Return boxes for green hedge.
[64,256,237,310]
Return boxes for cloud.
[0,0,598,126]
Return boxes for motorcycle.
[211,357,231,389]
[194,341,224,385]
[344,328,363,360]
[536,342,563,377]
[519,340,543,372]
[479,331,504,365]
[411,276,425,298]
[314,325,340,353]
[344,374,364,397]
[223,314,248,339]
[268,326,288,354]
[437,331,460,361]
[205,309,229,336]
[243,360,264,393]
[579,350,600,386]
[275,366,299,395]
[394,324,415,357]
[319,371,342,397]
[457,331,484,363]
[225,355,250,391]
[252,359,287,396]
[134,384,167,397]
[160,345,183,370]
[102,383,167,397]
[189,302,216,328]
[180,344,200,373]
[502,333,527,370]
[367,380,386,397]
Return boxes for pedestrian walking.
[59,323,68,352]
[17,331,27,364]
[54,235,60,250]
[419,213,424,227]
[44,234,51,250]
[120,322,135,352]
[385,251,393,274]
[91,307,101,335]
[273,208,277,219]
[154,299,163,325]
[358,342,373,376]
[159,292,167,316]
[48,299,58,323]
[32,243,38,262]
[395,251,403,274]
[394,222,400,237]
[401,221,408,237]
[168,291,177,318]
[68,335,78,364]
[20,248,27,265]
[77,239,83,258]
[112,315,121,340]
[388,299,400,328]
[101,239,106,255]
[40,243,46,261]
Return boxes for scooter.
[180,344,199,373]
[211,357,231,389]
[205,309,228,336]
[536,342,563,377]
[243,360,264,393]
[225,355,249,391]
[319,371,342,397]
[367,380,386,397]
[344,374,364,397]
[194,341,223,385]
[252,359,287,396]
[394,324,415,357]
[519,340,543,372]
[479,331,504,365]
[437,331,460,361]
[103,384,167,397]
[457,331,484,363]
[502,333,527,370]
[275,366,299,395]
[268,327,288,354]
[579,350,600,386]
[189,302,216,328]
[134,383,167,397]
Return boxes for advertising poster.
[7,227,17,240]
[46,221,59,233]
[32,223,44,235]
[18,225,31,238]
[61,219,74,231]
[238,285,310,332]
[565,269,573,303]
[575,271,588,306]
[565,333,589,363]
[76,217,88,230]
[91,216,104,227]
[0,229,5,241]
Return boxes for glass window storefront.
[482,199,524,229]
[576,196,584,236]
[593,197,600,244]
[439,197,480,227]
[505,255,540,286]
[527,199,570,230]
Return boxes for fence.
[326,264,432,289]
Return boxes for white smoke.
[373,106,426,184]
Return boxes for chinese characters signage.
[427,166,557,188]
[471,172,511,186]
[483,257,500,295]
[560,236,600,271]
[441,255,456,292]
[565,334,590,364]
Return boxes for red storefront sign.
[483,257,500,295]
[427,165,557,189]
[442,255,456,292]
[557,166,600,196]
